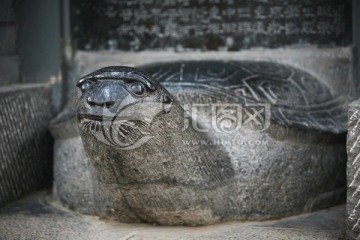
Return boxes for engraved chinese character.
[121,9,133,21]
[317,21,331,35]
[125,0,139,6]
[224,8,236,18]
[105,6,118,18]
[333,17,345,36]
[209,6,221,20]
[302,21,316,34]
[222,23,237,34]
[194,25,205,36]
[237,7,251,18]
[150,8,161,22]
[207,23,221,34]
[269,6,283,18]
[178,8,192,22]
[151,8,161,15]
[302,7,316,18]
[225,0,234,4]
[164,21,178,37]
[167,8,179,19]
[181,0,190,6]
[253,21,265,33]
[150,25,161,35]
[178,25,190,35]
[267,21,283,34]
[134,9,149,20]
[284,5,300,18]
[117,24,132,35]
[164,0,177,6]
[254,6,266,19]
[193,8,208,21]
[284,22,300,35]
[238,22,252,33]
[134,25,146,35]
[317,6,332,17]
[140,0,154,5]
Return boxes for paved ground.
[0,191,346,240]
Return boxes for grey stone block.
[0,83,53,207]
[0,56,19,86]
[0,25,17,56]
[347,99,360,239]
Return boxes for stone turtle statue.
[76,61,346,226]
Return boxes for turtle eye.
[130,82,145,96]
[79,79,94,92]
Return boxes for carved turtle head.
[76,66,173,150]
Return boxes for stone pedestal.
[0,84,52,206]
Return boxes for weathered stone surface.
[74,62,346,226]
[347,99,360,240]
[0,56,19,86]
[0,84,53,207]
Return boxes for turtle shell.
[140,61,347,134]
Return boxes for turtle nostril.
[105,101,115,108]
[88,101,96,107]
[87,97,114,108]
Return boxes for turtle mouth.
[78,113,153,150]
[78,114,141,136]
[78,114,133,125]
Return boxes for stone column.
[347,99,360,239]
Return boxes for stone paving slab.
[0,191,346,240]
